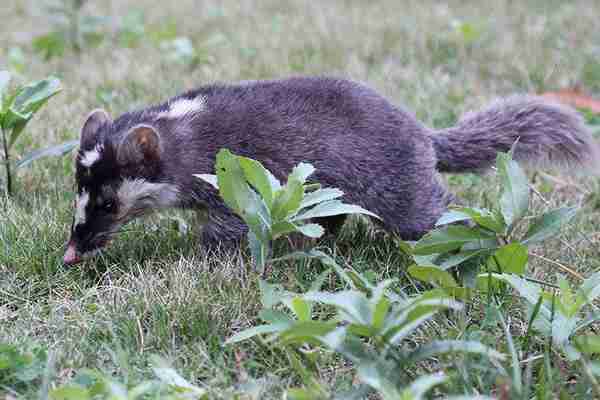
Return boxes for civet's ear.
[117,124,162,166]
[81,109,111,149]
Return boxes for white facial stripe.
[117,179,179,217]
[75,191,90,225]
[80,145,103,168]
[157,96,206,119]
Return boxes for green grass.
[1,0,600,398]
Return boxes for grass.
[1,0,600,398]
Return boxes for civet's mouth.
[63,241,82,265]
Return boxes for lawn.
[1,0,600,398]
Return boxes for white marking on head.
[156,96,206,120]
[80,145,103,168]
[75,191,90,225]
[117,179,179,218]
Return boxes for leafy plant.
[226,256,503,399]
[196,149,378,273]
[33,0,106,59]
[0,71,77,196]
[408,152,578,295]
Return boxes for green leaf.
[248,230,269,273]
[299,187,344,210]
[579,271,600,305]
[413,225,495,255]
[151,357,208,397]
[303,290,371,325]
[574,335,600,354]
[49,385,91,400]
[435,209,472,226]
[408,265,458,287]
[194,173,218,189]
[271,177,304,221]
[239,156,280,207]
[278,321,337,345]
[452,206,506,233]
[522,207,578,244]
[272,220,298,238]
[15,140,78,169]
[290,297,312,322]
[487,243,528,274]
[292,199,379,221]
[8,76,62,148]
[259,280,287,308]
[295,223,325,238]
[289,162,315,183]
[497,152,530,227]
[401,373,447,400]
[225,322,290,345]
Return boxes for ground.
[1,0,600,398]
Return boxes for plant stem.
[1,126,12,196]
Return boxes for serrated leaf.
[15,140,78,169]
[295,223,324,238]
[497,153,530,227]
[292,199,379,221]
[487,243,528,274]
[413,225,495,255]
[522,207,578,244]
[194,173,218,189]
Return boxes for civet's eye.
[101,200,115,213]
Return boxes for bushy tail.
[431,95,600,174]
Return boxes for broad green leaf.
[413,225,495,255]
[303,290,371,325]
[290,297,312,321]
[259,280,287,308]
[522,207,578,244]
[408,340,505,364]
[12,76,61,114]
[408,265,458,287]
[225,322,290,345]
[271,177,304,221]
[15,140,78,169]
[487,243,528,274]
[435,249,490,270]
[215,149,250,212]
[435,209,472,226]
[272,220,298,237]
[452,206,506,233]
[292,200,379,221]
[497,152,529,227]
[194,173,218,189]
[50,385,91,400]
[579,271,600,305]
[295,223,325,238]
[239,156,280,207]
[259,309,294,324]
[299,187,344,210]
[278,321,338,345]
[0,70,10,105]
[574,335,600,354]
[289,162,315,183]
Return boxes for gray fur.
[66,76,599,262]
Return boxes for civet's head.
[64,109,179,265]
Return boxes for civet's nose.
[63,241,82,265]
